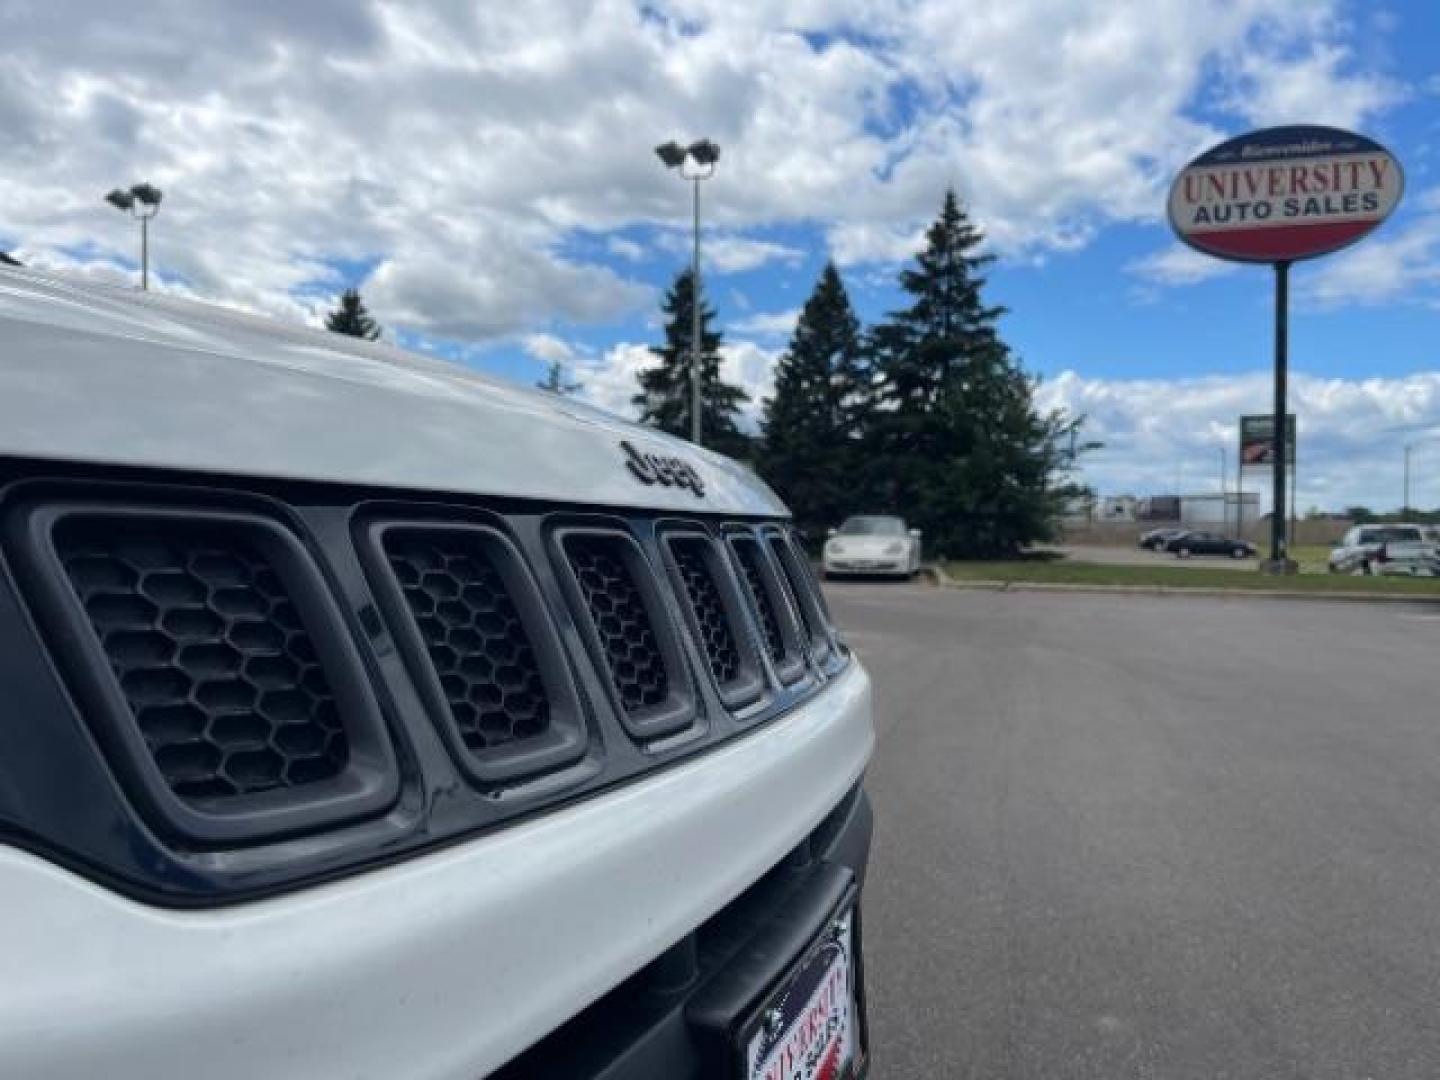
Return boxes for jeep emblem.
[620,440,705,497]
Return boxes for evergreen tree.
[633,268,750,457]
[757,262,868,535]
[536,359,580,395]
[325,288,382,340]
[865,190,1087,557]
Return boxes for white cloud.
[606,237,645,261]
[573,337,780,431]
[827,222,926,267]
[720,340,783,427]
[706,236,804,274]
[1298,189,1440,309]
[1039,369,1440,510]
[654,232,804,274]
[731,308,800,336]
[1223,42,1405,130]
[361,230,651,341]
[0,0,1408,340]
[574,342,654,420]
[521,332,578,364]
[1127,244,1239,287]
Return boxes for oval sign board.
[1168,124,1403,263]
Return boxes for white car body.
[0,268,875,1079]
[823,515,922,578]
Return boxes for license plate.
[739,906,866,1080]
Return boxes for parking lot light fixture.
[104,181,163,290]
[654,141,687,168]
[686,138,720,166]
[654,137,720,446]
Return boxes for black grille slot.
[565,535,669,713]
[669,536,740,686]
[768,532,833,663]
[55,517,347,801]
[383,530,550,754]
[731,535,784,663]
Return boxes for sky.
[2,0,1439,511]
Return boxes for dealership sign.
[1168,125,1403,263]
[1239,413,1295,468]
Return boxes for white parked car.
[0,268,875,1080]
[1328,523,1440,576]
[823,515,923,578]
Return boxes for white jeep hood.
[0,268,785,516]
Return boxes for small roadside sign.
[1239,414,1295,468]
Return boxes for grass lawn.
[942,556,1440,595]
[1287,545,1334,573]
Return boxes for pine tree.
[866,190,1086,557]
[536,359,580,395]
[633,268,750,457]
[757,262,867,536]
[325,288,382,340]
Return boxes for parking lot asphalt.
[832,582,1440,1079]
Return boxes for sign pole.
[1270,260,1290,567]
[1168,124,1403,571]
[1236,468,1244,541]
[1296,426,1307,550]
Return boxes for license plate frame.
[734,900,869,1080]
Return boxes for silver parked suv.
[1328,523,1439,576]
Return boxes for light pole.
[1217,446,1228,535]
[655,138,720,446]
[1404,442,1413,515]
[104,182,163,289]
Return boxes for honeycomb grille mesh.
[384,530,550,753]
[56,518,347,801]
[732,536,783,663]
[669,536,740,686]
[566,536,668,712]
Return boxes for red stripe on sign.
[1187,220,1376,261]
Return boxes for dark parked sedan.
[1164,531,1256,558]
[1139,527,1185,550]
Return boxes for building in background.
[1097,496,1138,522]
[1180,492,1260,529]
[1137,495,1181,522]
[1131,493,1258,527]
[1064,492,1261,532]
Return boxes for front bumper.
[1376,560,1440,577]
[497,784,873,1079]
[0,663,873,1079]
[824,557,909,575]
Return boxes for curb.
[922,564,1440,604]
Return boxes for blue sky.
[3,0,1438,508]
